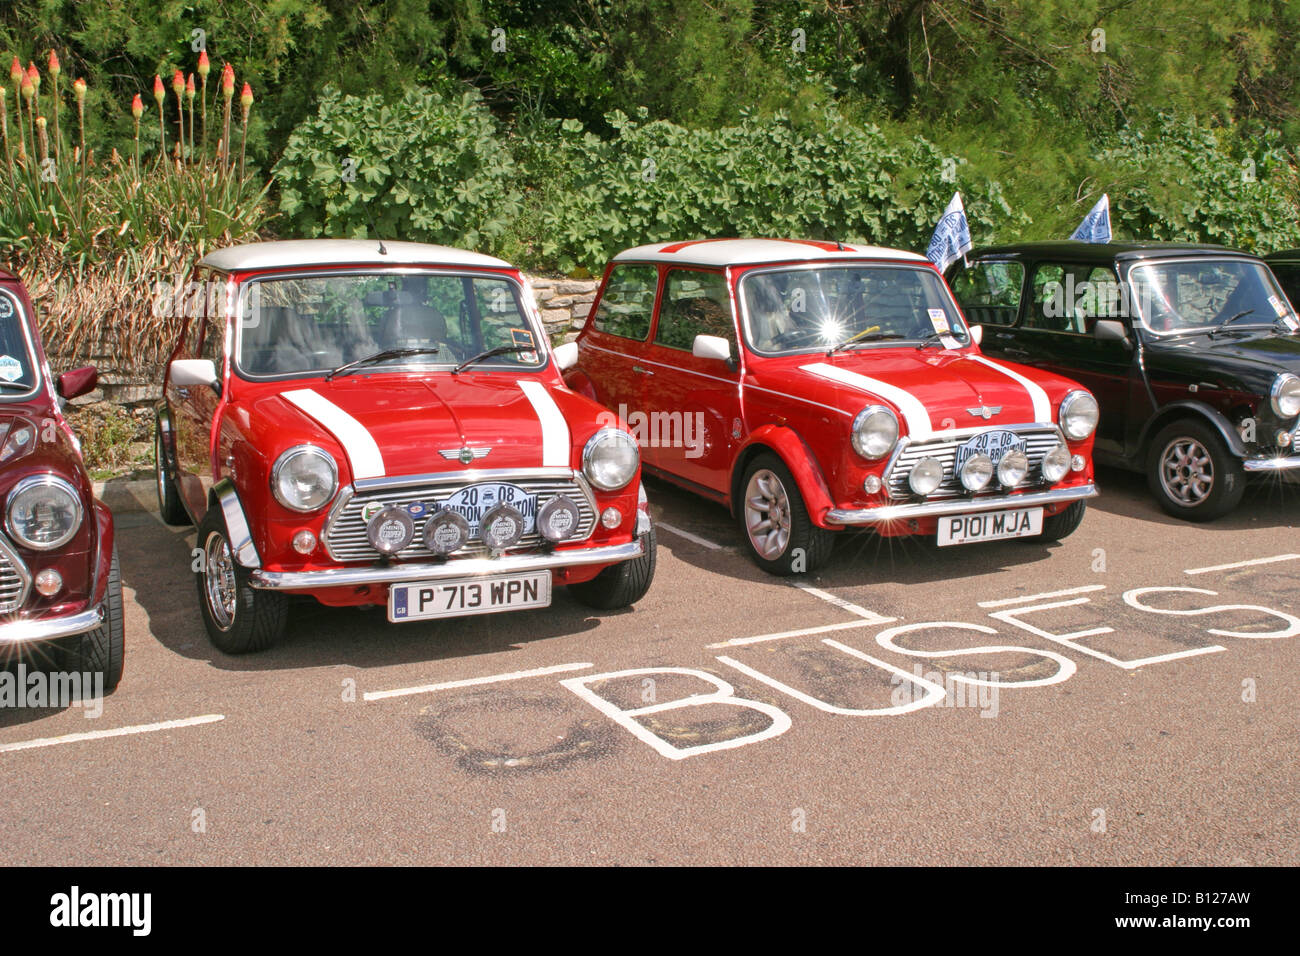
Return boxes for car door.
[636,267,740,492]
[172,277,227,517]
[1002,260,1137,458]
[577,263,660,419]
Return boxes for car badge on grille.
[440,447,491,464]
[966,405,1003,420]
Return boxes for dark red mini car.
[0,265,122,690]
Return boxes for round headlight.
[909,457,944,496]
[272,445,338,512]
[852,406,899,460]
[582,428,639,491]
[367,506,414,555]
[538,495,581,542]
[1059,390,1100,441]
[997,449,1029,488]
[6,475,83,550]
[1041,444,1071,483]
[424,509,470,556]
[481,502,526,550]
[1271,373,1300,418]
[959,453,994,492]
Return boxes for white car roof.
[610,239,928,268]
[199,239,513,273]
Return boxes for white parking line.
[707,619,874,649]
[978,585,1106,608]
[363,662,593,701]
[0,714,225,754]
[657,521,725,550]
[796,584,896,624]
[1184,554,1300,576]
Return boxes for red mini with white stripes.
[156,240,654,654]
[563,239,1099,575]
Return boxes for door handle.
[632,365,655,376]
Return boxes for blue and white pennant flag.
[926,192,972,273]
[1070,194,1112,243]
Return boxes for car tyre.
[738,452,834,575]
[569,525,657,610]
[1146,419,1246,522]
[1033,500,1087,543]
[58,546,125,692]
[196,507,286,653]
[155,422,189,526]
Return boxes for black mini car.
[947,242,1300,520]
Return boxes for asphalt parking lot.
[2,466,1298,866]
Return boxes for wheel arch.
[730,426,836,528]
[1139,401,1249,462]
[210,478,261,568]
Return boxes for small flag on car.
[1070,194,1112,243]
[926,192,972,273]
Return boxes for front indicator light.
[34,568,62,596]
[909,457,944,496]
[291,529,317,554]
[1071,454,1086,472]
[600,506,622,529]
[862,474,883,495]
[368,506,415,555]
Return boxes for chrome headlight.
[1059,390,1100,441]
[6,475,83,550]
[852,405,899,460]
[582,428,639,491]
[271,445,338,512]
[1271,373,1300,418]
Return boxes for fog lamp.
[1041,444,1071,483]
[909,457,944,496]
[481,503,526,550]
[424,510,470,555]
[959,454,994,492]
[997,450,1029,488]
[367,506,415,555]
[538,496,581,542]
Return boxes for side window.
[949,261,1023,327]
[655,269,735,352]
[1029,263,1123,334]
[591,265,658,340]
[198,314,226,367]
[1271,263,1300,308]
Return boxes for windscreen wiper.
[1207,310,1256,338]
[452,345,533,374]
[325,347,440,381]
[827,331,904,356]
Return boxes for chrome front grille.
[324,469,599,563]
[0,535,32,613]
[884,426,1066,500]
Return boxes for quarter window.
[1027,263,1123,334]
[590,265,658,340]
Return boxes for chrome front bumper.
[249,539,644,591]
[825,483,1098,526]
[1243,455,1300,473]
[0,606,104,645]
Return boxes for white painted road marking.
[657,521,724,550]
[979,585,1107,608]
[796,584,896,623]
[364,662,592,701]
[1184,554,1300,576]
[0,714,225,754]
[706,619,874,649]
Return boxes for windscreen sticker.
[928,308,960,349]
[510,327,539,362]
[1269,294,1288,317]
[0,355,23,382]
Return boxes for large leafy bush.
[274,87,521,252]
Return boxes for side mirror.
[56,365,98,400]
[968,325,983,346]
[1094,320,1132,349]
[692,334,732,362]
[553,341,579,372]
[170,358,220,390]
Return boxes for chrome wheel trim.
[202,530,238,631]
[1159,438,1214,506]
[744,469,792,560]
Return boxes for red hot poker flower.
[131,93,144,119]
[152,74,165,104]
[47,49,60,77]
[197,50,210,78]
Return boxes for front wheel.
[1146,419,1246,522]
[738,452,835,575]
[59,546,125,692]
[569,526,657,610]
[1034,500,1087,543]
[195,508,286,653]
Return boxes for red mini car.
[564,239,1100,574]
[156,240,654,654]
[0,265,122,688]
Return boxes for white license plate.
[388,571,552,622]
[937,507,1043,546]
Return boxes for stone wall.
[88,273,601,406]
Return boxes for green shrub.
[274,87,521,252]
[527,108,1026,274]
